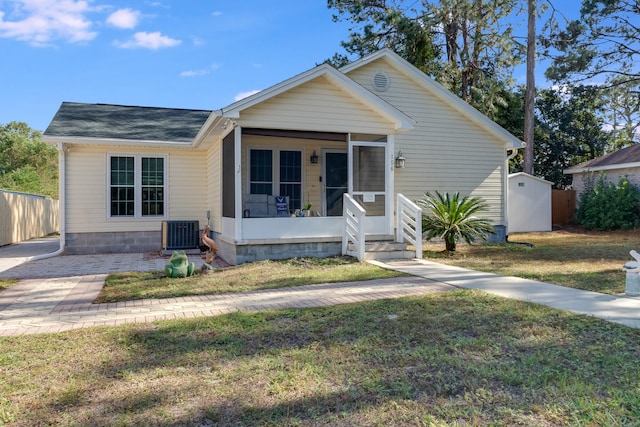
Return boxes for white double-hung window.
[249,148,302,211]
[108,154,167,218]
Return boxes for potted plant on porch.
[302,202,313,217]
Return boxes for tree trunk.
[445,233,457,252]
[523,0,536,175]
[445,21,458,65]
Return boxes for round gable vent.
[371,71,390,91]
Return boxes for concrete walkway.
[0,238,214,279]
[370,259,640,329]
[1,238,640,336]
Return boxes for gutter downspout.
[504,147,521,240]
[27,142,66,261]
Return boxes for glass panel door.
[323,151,348,216]
[352,144,386,216]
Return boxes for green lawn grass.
[96,256,408,303]
[3,290,640,426]
[423,227,640,294]
[3,229,640,425]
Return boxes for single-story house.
[564,144,640,199]
[43,48,524,264]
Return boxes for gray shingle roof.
[568,143,640,171]
[44,102,212,143]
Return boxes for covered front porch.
[192,61,418,264]
[216,127,408,264]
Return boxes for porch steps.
[349,241,416,261]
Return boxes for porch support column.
[234,125,242,240]
[387,134,395,235]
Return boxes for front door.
[323,150,348,216]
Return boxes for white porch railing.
[396,193,423,259]
[342,193,366,261]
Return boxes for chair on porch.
[243,194,289,218]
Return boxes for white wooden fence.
[0,190,59,246]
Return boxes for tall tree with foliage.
[0,122,58,198]
[326,0,441,74]
[544,0,640,86]
[327,0,523,119]
[602,78,640,148]
[533,85,612,188]
[426,0,521,117]
[494,85,525,141]
[532,90,577,189]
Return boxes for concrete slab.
[374,259,640,329]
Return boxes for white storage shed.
[508,173,552,233]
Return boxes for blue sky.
[0,1,580,132]
[0,0,354,131]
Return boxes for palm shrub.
[417,191,495,251]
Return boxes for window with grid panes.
[249,148,302,211]
[109,155,166,218]
[279,150,301,210]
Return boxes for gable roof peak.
[341,49,524,150]
[218,60,415,131]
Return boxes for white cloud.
[234,90,260,101]
[212,11,222,17]
[180,64,221,77]
[115,31,181,49]
[106,8,140,29]
[0,0,96,45]
[180,69,209,77]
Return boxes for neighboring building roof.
[44,102,213,143]
[564,144,640,174]
[341,48,525,150]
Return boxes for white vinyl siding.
[239,76,395,135]
[168,151,208,221]
[64,146,207,233]
[346,61,507,224]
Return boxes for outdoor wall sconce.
[395,150,406,169]
[310,150,319,164]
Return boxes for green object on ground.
[164,250,195,278]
